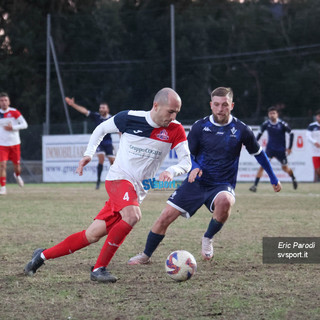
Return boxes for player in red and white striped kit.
[0,92,28,195]
[24,88,191,282]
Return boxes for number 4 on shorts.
[123,192,130,201]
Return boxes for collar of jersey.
[209,114,233,127]
[269,119,279,125]
[146,111,160,128]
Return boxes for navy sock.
[97,164,103,182]
[204,218,223,239]
[254,177,260,186]
[144,231,165,257]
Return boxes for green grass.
[0,182,319,320]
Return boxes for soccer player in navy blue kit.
[249,106,297,192]
[65,97,115,189]
[128,87,281,264]
[306,110,320,181]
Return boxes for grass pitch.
[0,182,319,320]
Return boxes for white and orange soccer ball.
[165,250,197,282]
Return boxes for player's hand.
[4,122,13,131]
[286,148,292,155]
[315,142,320,148]
[76,156,91,176]
[65,97,75,106]
[273,181,281,192]
[188,168,202,183]
[158,171,173,182]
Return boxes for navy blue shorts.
[266,148,287,165]
[167,179,235,219]
[96,144,115,157]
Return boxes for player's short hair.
[211,87,233,101]
[153,88,176,105]
[268,106,278,113]
[99,102,109,106]
[315,109,320,116]
[0,92,9,98]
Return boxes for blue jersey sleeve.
[242,125,261,155]
[113,110,129,132]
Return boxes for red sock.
[43,230,90,260]
[94,220,132,269]
[0,177,6,187]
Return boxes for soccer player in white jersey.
[128,87,281,265]
[0,92,28,195]
[24,87,191,283]
[306,109,320,181]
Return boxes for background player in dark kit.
[249,106,297,192]
[65,97,115,189]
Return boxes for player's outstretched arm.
[254,150,281,192]
[65,97,89,116]
[76,156,91,176]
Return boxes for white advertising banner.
[42,134,120,182]
[42,129,317,183]
[237,129,316,182]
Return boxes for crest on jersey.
[156,129,169,140]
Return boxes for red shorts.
[0,145,21,164]
[95,180,139,231]
[312,157,320,170]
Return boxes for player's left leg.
[281,164,297,189]
[0,160,7,195]
[0,146,9,195]
[91,180,139,282]
[11,145,24,187]
[96,153,105,190]
[312,157,320,181]
[202,188,235,260]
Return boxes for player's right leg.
[128,179,203,265]
[0,147,8,195]
[24,220,107,276]
[11,144,24,187]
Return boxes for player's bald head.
[153,88,181,108]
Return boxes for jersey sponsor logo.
[133,130,143,134]
[216,131,224,135]
[129,144,162,159]
[156,129,169,140]
[203,127,212,132]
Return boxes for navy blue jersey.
[259,119,291,152]
[88,111,112,146]
[188,115,260,188]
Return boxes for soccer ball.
[165,250,197,282]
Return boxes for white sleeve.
[12,115,28,131]
[165,140,191,177]
[306,130,317,144]
[84,117,119,159]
